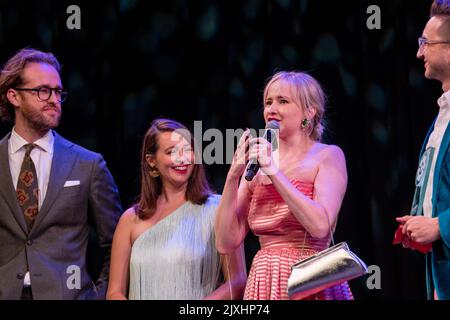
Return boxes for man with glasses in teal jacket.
[397,0,450,300]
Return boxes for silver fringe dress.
[128,195,222,300]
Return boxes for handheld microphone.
[244,120,280,181]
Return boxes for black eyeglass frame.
[13,87,68,102]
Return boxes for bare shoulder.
[315,143,346,162]
[118,207,140,226]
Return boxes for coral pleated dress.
[243,179,353,300]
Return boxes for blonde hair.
[263,71,326,141]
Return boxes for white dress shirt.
[8,128,54,208]
[423,91,450,217]
[8,128,55,286]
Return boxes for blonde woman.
[215,71,353,300]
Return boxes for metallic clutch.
[287,242,368,300]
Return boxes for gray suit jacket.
[0,131,122,299]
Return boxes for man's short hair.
[430,1,450,45]
[431,0,450,16]
[0,48,61,122]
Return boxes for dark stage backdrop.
[0,0,443,299]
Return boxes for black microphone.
[245,120,280,181]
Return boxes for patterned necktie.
[16,144,39,231]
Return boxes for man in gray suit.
[0,48,122,299]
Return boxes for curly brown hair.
[0,48,61,122]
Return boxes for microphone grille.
[266,120,280,130]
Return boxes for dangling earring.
[149,165,160,178]
[301,118,314,137]
[301,118,310,129]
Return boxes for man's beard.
[425,62,447,84]
[22,104,61,132]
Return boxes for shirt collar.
[437,90,450,110]
[9,128,55,155]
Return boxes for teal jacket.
[419,119,450,300]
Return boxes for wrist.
[262,163,279,176]
[433,217,441,241]
[226,172,242,183]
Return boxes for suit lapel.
[0,133,28,234]
[419,119,436,158]
[411,121,436,214]
[30,132,78,235]
[432,122,450,217]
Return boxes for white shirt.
[8,128,54,208]
[8,128,55,286]
[423,91,450,217]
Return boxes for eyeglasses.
[418,37,450,49]
[14,87,68,102]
